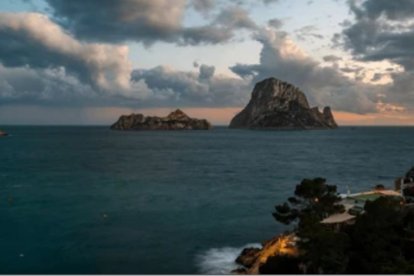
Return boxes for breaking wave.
[195,243,262,274]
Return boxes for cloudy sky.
[1,0,414,125]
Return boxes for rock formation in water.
[234,247,262,274]
[232,234,299,274]
[0,130,8,136]
[229,77,338,129]
[110,109,211,130]
[405,167,414,179]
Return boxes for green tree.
[270,179,414,274]
[259,255,302,274]
[298,222,350,273]
[272,178,344,229]
[270,178,347,273]
[347,197,407,274]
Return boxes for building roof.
[348,190,402,202]
[321,212,356,224]
[322,189,402,225]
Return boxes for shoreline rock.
[233,234,299,274]
[0,130,8,136]
[229,77,338,129]
[235,247,261,269]
[110,109,212,131]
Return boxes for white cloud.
[0,12,132,93]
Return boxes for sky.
[1,0,414,125]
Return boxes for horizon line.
[2,124,414,127]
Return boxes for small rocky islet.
[0,129,8,136]
[110,109,211,130]
[229,77,337,129]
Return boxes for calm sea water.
[1,126,413,274]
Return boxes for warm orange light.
[333,111,414,126]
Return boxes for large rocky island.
[110,109,211,130]
[229,77,337,129]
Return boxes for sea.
[1,126,413,274]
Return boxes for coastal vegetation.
[236,175,414,274]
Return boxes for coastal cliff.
[110,109,211,130]
[229,77,337,129]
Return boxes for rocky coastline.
[229,77,338,129]
[232,234,298,274]
[232,168,414,274]
[110,109,211,131]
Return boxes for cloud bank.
[338,0,414,110]
[45,0,257,46]
[0,12,131,93]
[0,0,412,125]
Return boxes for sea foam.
[195,243,262,274]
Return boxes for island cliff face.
[110,109,211,130]
[229,77,338,129]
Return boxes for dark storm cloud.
[339,66,364,74]
[295,25,324,42]
[230,63,260,79]
[268,18,283,29]
[45,0,257,46]
[179,6,257,45]
[338,0,414,109]
[199,64,215,80]
[228,0,279,6]
[215,6,257,30]
[180,26,233,45]
[131,65,251,107]
[45,0,186,45]
[350,0,414,21]
[323,55,343,62]
[342,0,414,69]
[191,0,215,15]
[377,71,414,108]
[0,13,131,92]
[371,73,384,82]
[0,63,161,109]
[262,0,280,4]
[0,17,87,84]
[0,64,97,107]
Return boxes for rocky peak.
[406,167,414,179]
[322,106,338,128]
[229,77,338,129]
[252,78,310,110]
[167,109,190,120]
[323,106,332,116]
